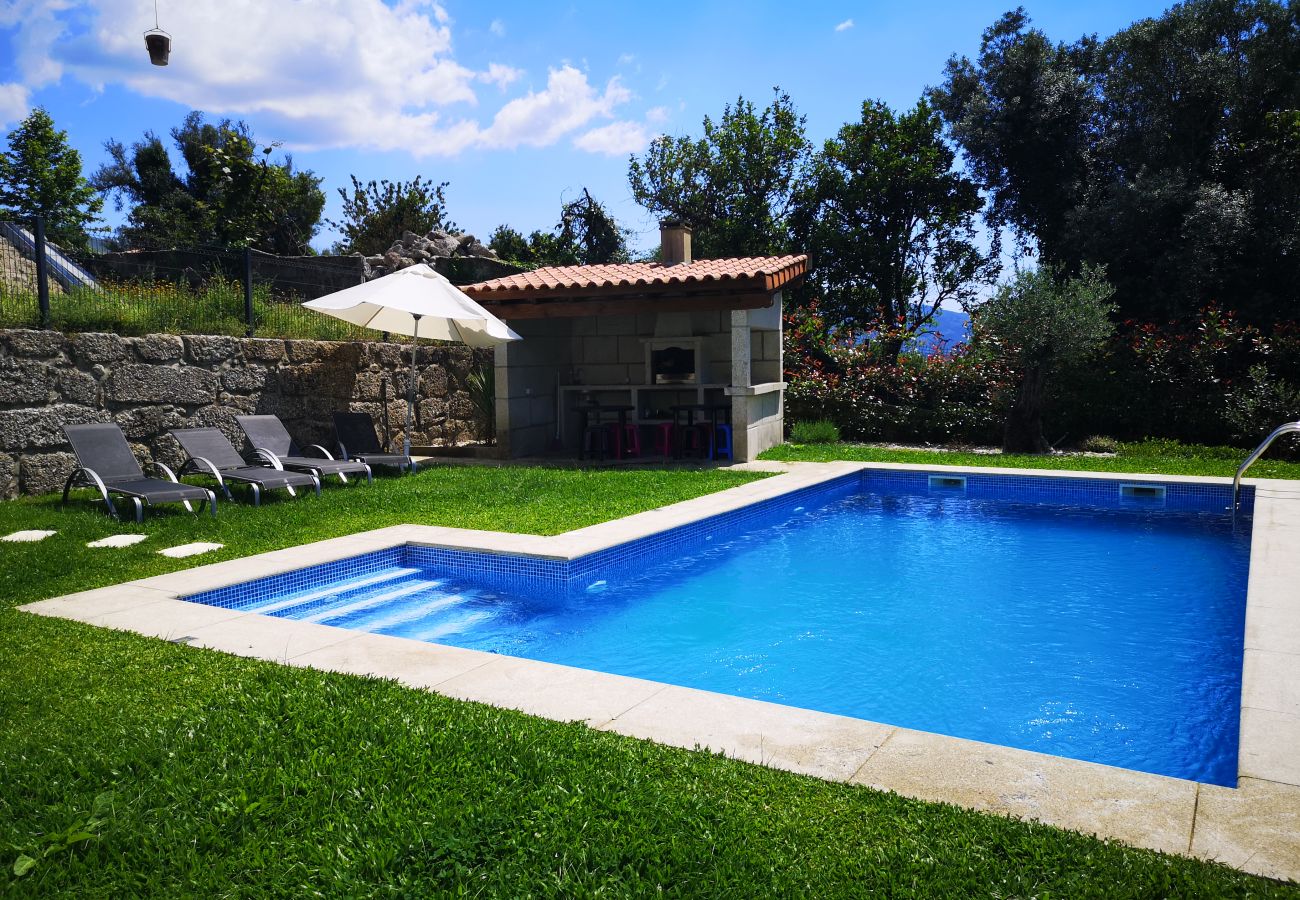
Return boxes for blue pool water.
[188,474,1251,785]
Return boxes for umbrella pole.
[405,315,422,459]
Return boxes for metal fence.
[0,217,377,340]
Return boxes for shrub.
[790,420,841,443]
[1078,435,1119,453]
[783,302,1012,446]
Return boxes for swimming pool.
[185,471,1252,786]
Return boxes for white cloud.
[480,65,631,149]
[835,18,854,32]
[0,83,30,127]
[489,18,505,36]
[479,63,523,91]
[0,1,651,158]
[645,105,670,124]
[573,120,649,155]
[617,53,635,65]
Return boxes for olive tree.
[976,264,1115,453]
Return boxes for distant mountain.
[909,307,970,356]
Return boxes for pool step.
[249,567,422,618]
[306,579,442,626]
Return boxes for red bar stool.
[649,422,674,460]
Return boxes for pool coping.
[20,461,1300,883]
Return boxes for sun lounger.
[170,427,321,504]
[235,415,372,485]
[332,411,415,473]
[62,423,216,522]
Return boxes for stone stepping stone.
[87,534,149,549]
[158,542,224,559]
[2,530,56,543]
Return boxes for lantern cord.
[153,0,159,29]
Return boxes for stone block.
[107,364,219,406]
[419,367,449,398]
[582,336,619,365]
[353,371,384,401]
[113,405,185,442]
[3,329,67,359]
[186,406,244,444]
[0,358,54,405]
[135,334,184,362]
[19,451,78,496]
[221,366,267,394]
[0,403,105,451]
[366,342,404,369]
[617,336,643,365]
[448,391,475,420]
[285,339,332,364]
[55,368,99,406]
[242,338,286,364]
[183,334,239,365]
[0,452,16,499]
[762,330,781,361]
[71,332,130,364]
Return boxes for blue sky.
[1,0,1173,254]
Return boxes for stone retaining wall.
[0,329,489,498]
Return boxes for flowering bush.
[784,303,1013,444]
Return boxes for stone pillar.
[730,308,753,461]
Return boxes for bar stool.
[649,422,674,460]
[714,422,733,461]
[620,422,642,458]
[582,423,609,459]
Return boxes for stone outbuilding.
[461,223,807,462]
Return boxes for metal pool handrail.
[1232,420,1300,530]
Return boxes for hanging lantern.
[144,1,170,66]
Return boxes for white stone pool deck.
[21,461,1300,883]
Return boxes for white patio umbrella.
[302,263,521,457]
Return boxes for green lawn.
[761,437,1300,480]
[1,465,1295,896]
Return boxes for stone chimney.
[659,219,692,266]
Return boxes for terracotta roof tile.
[462,255,807,299]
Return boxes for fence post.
[33,216,51,329]
[242,247,254,337]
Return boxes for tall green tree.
[929,9,1101,268]
[325,175,456,256]
[976,264,1115,453]
[92,112,324,253]
[0,107,102,251]
[792,100,997,362]
[628,89,809,257]
[934,2,1300,325]
[489,189,629,267]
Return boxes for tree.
[0,107,102,250]
[556,188,630,264]
[929,9,1101,267]
[489,189,629,267]
[934,2,1300,326]
[628,89,809,257]
[325,175,456,257]
[791,100,997,362]
[92,112,324,253]
[975,265,1115,453]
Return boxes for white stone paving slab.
[435,654,668,727]
[180,614,355,663]
[290,631,493,688]
[3,529,56,542]
[87,534,148,548]
[603,685,894,782]
[158,542,224,558]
